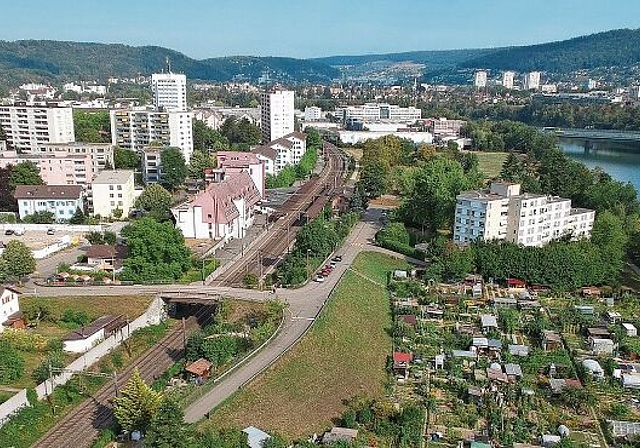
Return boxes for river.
[559,138,640,193]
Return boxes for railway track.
[33,305,215,448]
[211,143,348,287]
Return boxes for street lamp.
[306,248,312,278]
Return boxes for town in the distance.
[2,27,640,448]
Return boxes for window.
[117,185,122,190]
[109,185,114,190]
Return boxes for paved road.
[183,208,388,422]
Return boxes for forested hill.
[0,40,339,85]
[313,48,497,68]
[460,28,640,72]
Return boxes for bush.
[60,309,90,328]
[0,342,24,383]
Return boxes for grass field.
[466,151,508,178]
[203,252,408,439]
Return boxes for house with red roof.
[172,170,262,240]
[215,151,265,197]
[393,351,413,378]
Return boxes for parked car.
[4,229,13,235]
[332,255,343,262]
[13,227,25,236]
[314,276,325,283]
[47,228,55,235]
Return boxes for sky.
[2,0,640,59]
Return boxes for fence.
[0,296,165,427]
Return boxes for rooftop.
[92,170,133,185]
[13,184,83,200]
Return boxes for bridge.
[543,127,640,142]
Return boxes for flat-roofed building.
[90,170,136,218]
[0,102,74,153]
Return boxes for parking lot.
[1,229,80,251]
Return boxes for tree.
[399,158,472,232]
[23,210,55,224]
[192,120,228,152]
[113,368,163,433]
[358,160,388,199]
[0,342,25,383]
[68,207,87,224]
[73,111,110,143]
[187,150,214,180]
[220,117,261,146]
[145,398,192,448]
[160,147,186,191]
[1,240,36,281]
[0,166,16,211]
[120,218,191,282]
[9,161,43,191]
[135,184,173,220]
[114,148,140,170]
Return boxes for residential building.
[40,143,114,173]
[474,70,488,88]
[141,147,163,184]
[453,182,595,247]
[215,151,266,197]
[151,72,187,111]
[193,109,225,130]
[109,108,194,162]
[0,150,95,187]
[261,90,295,143]
[91,170,136,218]
[252,132,307,176]
[0,102,75,153]
[172,171,261,240]
[304,106,323,121]
[502,71,515,89]
[523,72,541,90]
[333,103,421,123]
[0,287,22,332]
[14,184,84,221]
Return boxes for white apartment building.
[110,108,194,162]
[304,106,323,121]
[90,170,136,218]
[261,90,295,143]
[0,102,75,153]
[502,71,515,89]
[453,182,595,247]
[253,132,307,176]
[474,71,488,88]
[426,117,467,136]
[333,103,422,123]
[151,73,187,111]
[523,72,541,90]
[14,185,84,221]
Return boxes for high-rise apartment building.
[0,102,75,153]
[453,182,595,247]
[261,90,295,143]
[474,71,488,88]
[502,71,515,89]
[523,72,541,90]
[333,103,422,123]
[151,73,187,111]
[109,108,193,163]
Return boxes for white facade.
[454,182,595,247]
[261,90,295,143]
[63,329,105,353]
[523,72,541,90]
[502,71,515,89]
[40,143,114,174]
[0,288,20,331]
[91,170,136,218]
[14,185,84,221]
[0,103,75,153]
[304,106,323,121]
[338,131,433,145]
[151,73,187,111]
[110,108,194,163]
[333,103,421,123]
[252,132,307,176]
[474,71,488,88]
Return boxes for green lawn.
[203,252,409,439]
[466,151,508,178]
[351,251,411,284]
